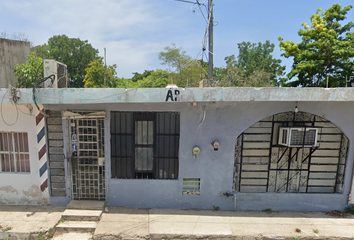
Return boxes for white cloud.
[0,0,205,78]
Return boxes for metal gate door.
[69,116,105,200]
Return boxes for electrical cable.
[1,90,19,126]
[32,74,55,117]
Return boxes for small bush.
[262,208,272,213]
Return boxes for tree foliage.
[14,52,43,88]
[279,4,354,87]
[115,69,169,88]
[83,58,117,88]
[215,41,285,87]
[33,35,99,88]
[221,41,286,87]
[132,70,153,82]
[158,44,206,87]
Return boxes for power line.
[174,0,214,87]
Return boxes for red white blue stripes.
[36,108,48,192]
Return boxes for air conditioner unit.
[43,59,67,88]
[278,127,319,147]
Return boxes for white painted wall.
[0,103,49,205]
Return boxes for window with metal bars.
[0,132,30,173]
[111,112,180,179]
[233,111,348,194]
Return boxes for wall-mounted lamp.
[192,146,200,157]
[294,101,298,113]
[211,140,220,151]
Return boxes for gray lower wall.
[46,101,354,211]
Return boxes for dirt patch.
[325,210,351,218]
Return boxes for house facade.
[0,87,354,211]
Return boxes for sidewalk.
[0,205,353,240]
[95,208,354,240]
[0,205,65,240]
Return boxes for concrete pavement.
[0,205,354,239]
[95,208,354,240]
[0,205,65,240]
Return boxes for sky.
[0,0,353,79]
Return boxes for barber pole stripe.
[37,127,45,144]
[36,108,48,192]
[36,110,44,126]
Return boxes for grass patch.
[1,226,12,232]
[344,205,354,214]
[59,217,66,223]
[262,208,272,213]
[295,228,301,233]
[313,229,319,234]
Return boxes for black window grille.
[111,112,180,179]
[233,111,348,194]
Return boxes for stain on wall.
[0,185,49,205]
[0,186,18,194]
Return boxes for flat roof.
[1,87,354,104]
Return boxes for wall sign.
[165,89,180,102]
[72,143,77,152]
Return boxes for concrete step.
[52,232,93,240]
[67,200,105,210]
[62,209,102,221]
[56,221,97,233]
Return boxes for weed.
[295,228,301,233]
[4,237,10,240]
[46,228,55,238]
[35,228,55,240]
[88,230,95,240]
[36,230,46,240]
[262,208,272,213]
[212,205,220,211]
[1,226,12,232]
[59,217,66,223]
[292,238,299,240]
[313,229,319,234]
[344,205,354,215]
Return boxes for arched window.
[233,111,348,193]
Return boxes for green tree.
[83,58,117,88]
[14,52,43,88]
[224,41,286,86]
[33,35,99,88]
[279,4,354,87]
[132,70,153,82]
[158,44,207,87]
[114,69,169,88]
[217,63,271,87]
[135,69,169,88]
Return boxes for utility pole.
[207,0,213,87]
[104,48,107,88]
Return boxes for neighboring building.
[0,38,30,88]
[0,87,353,211]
